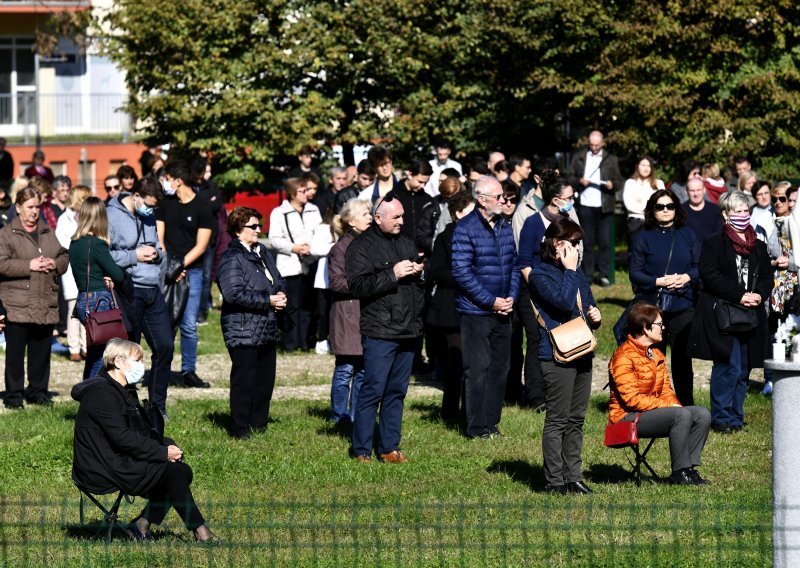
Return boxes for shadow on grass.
[306,403,353,440]
[63,522,136,542]
[591,397,610,414]
[406,401,466,436]
[584,463,640,485]
[487,460,547,492]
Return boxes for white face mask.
[161,179,176,196]
[125,360,146,385]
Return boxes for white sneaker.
[762,381,773,395]
[315,340,329,355]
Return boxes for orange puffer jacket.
[608,336,681,424]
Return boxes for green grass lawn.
[0,386,772,566]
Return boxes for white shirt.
[266,200,322,277]
[56,209,79,300]
[751,206,774,239]
[425,158,463,197]
[580,150,604,208]
[623,178,665,219]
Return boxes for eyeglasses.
[653,203,676,211]
[772,196,788,204]
[106,184,120,191]
[502,194,518,203]
[478,193,507,202]
[651,321,665,329]
[244,223,262,231]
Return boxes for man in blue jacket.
[452,176,520,439]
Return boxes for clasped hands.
[656,273,690,290]
[29,255,56,272]
[740,292,762,307]
[270,291,287,310]
[393,259,423,280]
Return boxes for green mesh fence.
[0,496,771,566]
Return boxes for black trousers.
[228,342,277,437]
[283,275,311,351]
[654,308,695,406]
[434,327,463,422]
[4,322,53,405]
[142,461,205,530]
[505,308,525,405]
[577,204,612,280]
[514,286,546,407]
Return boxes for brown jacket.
[608,336,681,424]
[328,231,362,356]
[0,217,68,324]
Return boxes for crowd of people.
[0,132,789,506]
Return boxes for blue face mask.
[125,361,145,385]
[558,199,574,214]
[136,203,154,217]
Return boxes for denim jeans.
[352,336,415,457]
[124,286,175,414]
[331,355,365,424]
[76,290,115,380]
[710,337,749,427]
[179,267,203,374]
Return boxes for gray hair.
[102,338,144,370]
[718,190,750,214]
[472,175,500,200]
[329,166,346,177]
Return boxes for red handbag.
[604,413,640,448]
[83,239,128,347]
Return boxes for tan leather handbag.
[532,290,597,363]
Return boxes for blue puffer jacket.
[217,240,287,348]
[452,209,520,316]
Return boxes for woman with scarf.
[689,192,772,434]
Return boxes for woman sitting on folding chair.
[609,302,712,486]
[71,338,219,543]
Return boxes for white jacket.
[623,178,664,219]
[266,200,322,277]
[55,209,79,301]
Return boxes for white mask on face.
[161,179,176,196]
[125,360,146,385]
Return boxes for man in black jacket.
[567,130,623,286]
[389,158,436,256]
[345,196,425,463]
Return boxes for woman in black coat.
[217,207,287,439]
[426,191,474,422]
[72,339,217,542]
[689,192,773,434]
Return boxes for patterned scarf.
[724,223,756,256]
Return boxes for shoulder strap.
[283,211,295,243]
[663,230,677,276]
[531,288,587,331]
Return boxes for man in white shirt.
[425,141,462,198]
[566,130,623,287]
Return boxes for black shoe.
[544,484,567,495]
[127,521,154,542]
[182,372,210,389]
[566,481,593,494]
[667,469,694,486]
[687,468,710,486]
[26,396,53,407]
[711,423,732,434]
[4,400,23,410]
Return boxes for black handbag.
[715,299,758,333]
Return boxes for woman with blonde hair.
[56,185,92,362]
[69,196,126,379]
[327,198,372,425]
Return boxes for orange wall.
[7,142,147,199]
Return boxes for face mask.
[161,179,176,196]
[125,360,145,385]
[136,200,154,217]
[728,213,751,231]
[557,199,574,214]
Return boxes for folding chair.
[76,484,134,543]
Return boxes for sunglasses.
[106,184,120,191]
[653,203,676,211]
[374,192,396,212]
[502,193,518,203]
[477,192,508,202]
[772,196,788,204]
[244,223,262,231]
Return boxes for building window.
[0,38,37,126]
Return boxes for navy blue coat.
[451,209,520,316]
[217,239,287,348]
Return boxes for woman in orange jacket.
[609,302,712,486]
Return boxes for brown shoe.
[69,353,82,362]
[355,454,371,463]
[377,450,407,464]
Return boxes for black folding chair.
[76,484,135,543]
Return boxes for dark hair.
[540,169,569,205]
[134,175,166,201]
[433,139,452,150]
[116,165,138,182]
[284,177,305,200]
[493,160,511,175]
[733,155,750,166]
[300,171,321,187]
[15,186,40,206]
[788,185,798,198]
[407,158,433,176]
[440,167,460,179]
[501,180,519,200]
[540,218,584,265]
[465,156,490,176]
[507,154,530,171]
[675,159,699,184]
[367,145,392,170]
[356,159,374,176]
[189,156,207,182]
[163,160,190,185]
[298,145,314,157]
[643,189,686,230]
[533,156,559,176]
[227,206,262,237]
[752,181,771,199]
[52,175,72,189]
[103,174,119,186]
[447,189,473,220]
[627,302,662,337]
